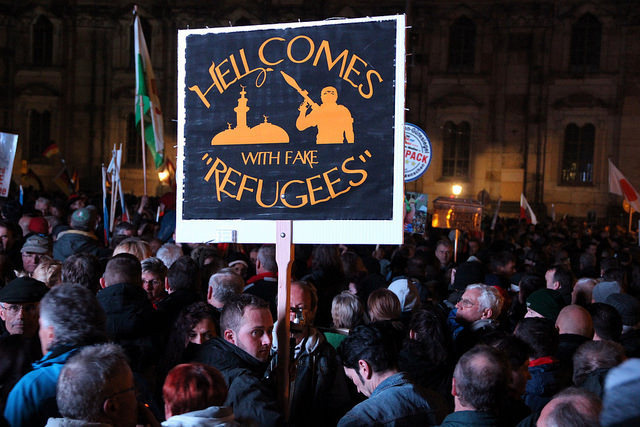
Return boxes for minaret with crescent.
[234,86,249,130]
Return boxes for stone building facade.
[1,1,639,218]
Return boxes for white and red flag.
[609,159,640,212]
[520,193,538,224]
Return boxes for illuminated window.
[442,121,470,178]
[570,13,601,73]
[448,17,475,73]
[561,123,594,184]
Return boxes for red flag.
[520,193,538,224]
[42,143,60,158]
[609,159,640,212]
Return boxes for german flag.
[43,143,60,158]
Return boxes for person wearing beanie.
[525,289,566,321]
[605,293,640,357]
[20,234,51,275]
[0,277,48,338]
[53,207,112,261]
[592,281,621,303]
[28,217,49,236]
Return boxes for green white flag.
[134,15,164,168]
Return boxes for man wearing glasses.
[0,276,48,338]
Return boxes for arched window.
[130,18,152,69]
[29,110,51,159]
[448,16,476,73]
[561,123,595,184]
[442,121,470,178]
[570,13,601,73]
[33,15,53,66]
[126,113,143,165]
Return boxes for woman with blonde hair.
[112,237,152,261]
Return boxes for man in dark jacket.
[439,345,509,427]
[53,207,111,261]
[337,323,441,426]
[194,294,283,426]
[97,254,157,372]
[276,281,349,426]
[515,318,565,413]
[155,256,200,332]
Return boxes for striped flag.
[42,143,60,158]
[520,193,538,225]
[134,15,164,168]
[609,159,640,212]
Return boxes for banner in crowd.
[404,192,428,234]
[0,133,18,197]
[177,16,405,243]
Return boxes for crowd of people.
[0,188,639,426]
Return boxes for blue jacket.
[3,347,79,427]
[337,372,438,426]
[523,358,563,413]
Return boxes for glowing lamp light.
[158,169,170,183]
[452,184,462,196]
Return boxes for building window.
[129,18,152,69]
[570,13,601,73]
[126,113,143,165]
[561,123,594,185]
[33,16,53,66]
[29,110,51,159]
[448,16,475,73]
[442,121,470,178]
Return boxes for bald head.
[556,305,593,338]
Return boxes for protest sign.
[177,15,405,243]
[0,133,18,197]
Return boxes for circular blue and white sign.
[404,123,432,182]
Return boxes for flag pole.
[629,207,633,234]
[139,94,148,195]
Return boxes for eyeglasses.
[104,386,135,401]
[457,299,476,308]
[0,303,38,314]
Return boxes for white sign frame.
[176,15,405,244]
[0,133,18,198]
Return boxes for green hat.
[526,289,565,321]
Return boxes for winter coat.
[194,337,283,427]
[53,229,111,261]
[438,410,501,427]
[161,406,241,426]
[4,346,79,427]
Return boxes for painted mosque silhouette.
[211,86,289,145]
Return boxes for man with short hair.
[97,254,157,372]
[53,207,111,261]
[545,264,573,305]
[244,245,278,318]
[61,252,102,293]
[195,294,282,426]
[0,220,22,271]
[337,323,439,426]
[207,268,244,309]
[439,345,509,426]
[46,343,148,427]
[21,234,51,275]
[156,256,200,328]
[435,239,454,271]
[156,242,183,268]
[4,284,107,426]
[537,387,601,427]
[515,318,564,413]
[452,284,503,357]
[0,277,48,338]
[588,302,622,342]
[141,256,168,305]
